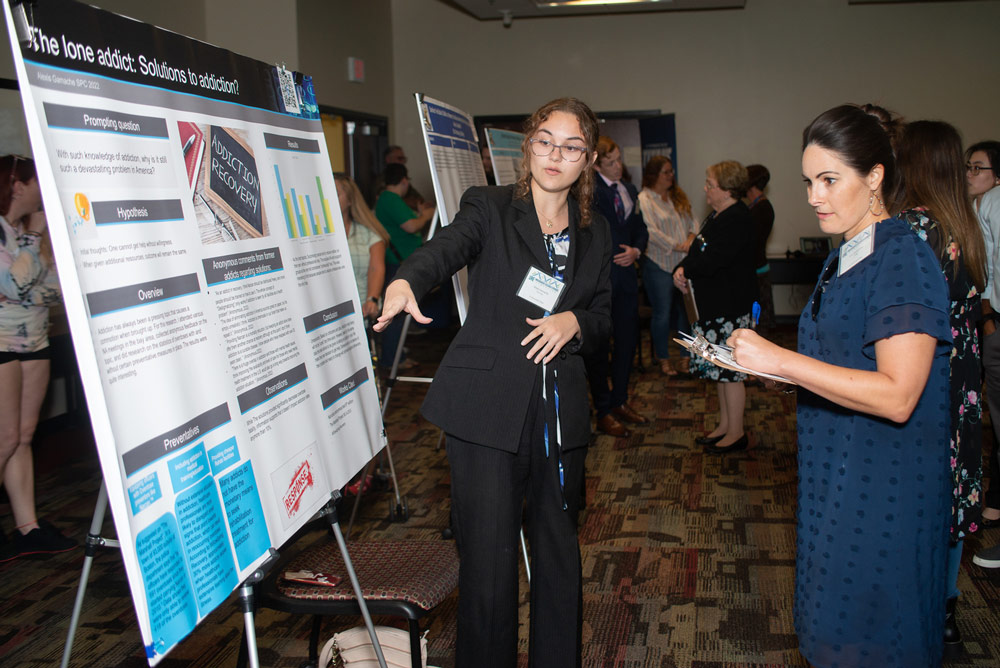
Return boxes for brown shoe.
[611,402,649,425]
[597,413,631,437]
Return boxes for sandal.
[660,360,678,376]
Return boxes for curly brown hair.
[514,98,599,228]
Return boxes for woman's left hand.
[361,299,379,319]
[672,266,689,293]
[521,312,581,364]
[726,328,783,375]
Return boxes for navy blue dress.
[795,219,952,668]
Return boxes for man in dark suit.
[587,137,649,436]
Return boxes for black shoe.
[705,434,749,454]
[13,520,77,558]
[695,434,724,446]
[944,597,961,645]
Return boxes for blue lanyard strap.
[541,231,570,510]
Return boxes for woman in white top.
[637,156,696,376]
[967,142,1000,563]
[335,174,390,320]
[0,155,73,562]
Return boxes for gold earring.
[868,191,884,216]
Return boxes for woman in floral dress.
[895,120,987,645]
[673,161,757,453]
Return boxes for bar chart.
[273,164,334,239]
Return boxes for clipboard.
[674,332,796,385]
[682,279,699,323]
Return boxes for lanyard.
[542,231,569,510]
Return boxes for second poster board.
[484,128,524,187]
[414,94,489,323]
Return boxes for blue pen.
[751,301,761,329]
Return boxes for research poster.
[415,94,489,322]
[484,128,524,187]
[4,1,384,663]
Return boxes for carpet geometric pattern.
[2,324,1000,667]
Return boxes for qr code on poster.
[276,67,300,115]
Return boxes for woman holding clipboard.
[374,98,611,668]
[726,105,953,667]
[672,161,756,453]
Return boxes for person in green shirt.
[375,163,435,369]
[375,163,434,265]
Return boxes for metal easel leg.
[321,495,388,668]
[61,481,120,668]
[238,583,261,668]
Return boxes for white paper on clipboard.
[674,332,796,385]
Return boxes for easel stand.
[60,482,119,668]
[59,483,387,668]
[241,494,390,668]
[320,494,389,668]
[232,546,283,668]
[240,488,396,668]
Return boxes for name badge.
[517,266,566,312]
[839,224,875,276]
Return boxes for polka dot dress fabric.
[795,219,953,668]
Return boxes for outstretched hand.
[521,312,581,364]
[373,279,432,332]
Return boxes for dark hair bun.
[857,103,902,149]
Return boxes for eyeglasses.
[704,180,722,190]
[528,138,588,162]
[809,255,840,322]
[967,164,995,177]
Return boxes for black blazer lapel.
[511,195,550,271]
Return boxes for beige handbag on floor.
[318,625,429,668]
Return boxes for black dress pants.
[586,287,638,416]
[446,394,585,668]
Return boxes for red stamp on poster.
[283,460,314,516]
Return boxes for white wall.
[0,0,392,118]
[297,0,394,115]
[2,0,998,254]
[390,0,1000,255]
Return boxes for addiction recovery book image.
[183,122,269,244]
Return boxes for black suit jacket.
[396,185,612,452]
[591,176,648,295]
[676,200,757,322]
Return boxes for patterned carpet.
[3,323,1000,667]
